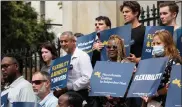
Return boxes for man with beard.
[32,71,58,107]
[1,54,36,107]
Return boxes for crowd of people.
[1,1,182,107]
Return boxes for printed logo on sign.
[102,41,108,46]
[172,79,181,88]
[94,71,101,78]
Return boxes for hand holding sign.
[53,87,68,98]
[127,53,139,63]
[127,57,168,97]
[50,54,71,90]
[92,41,104,51]
[141,96,153,103]
[89,61,135,97]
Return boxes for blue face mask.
[152,45,165,57]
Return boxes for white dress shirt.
[67,48,93,91]
[1,76,36,107]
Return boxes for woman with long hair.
[40,42,58,73]
[101,34,131,107]
[106,35,129,63]
[142,30,182,107]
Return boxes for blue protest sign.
[13,102,41,107]
[50,54,71,90]
[100,24,132,61]
[175,27,182,56]
[127,57,168,97]
[76,32,96,59]
[89,61,135,97]
[1,93,8,107]
[165,65,182,107]
[141,26,174,60]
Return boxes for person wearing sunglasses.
[32,71,58,107]
[1,54,36,107]
[106,35,129,63]
[97,35,131,107]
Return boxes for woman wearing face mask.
[142,30,182,107]
[40,42,58,73]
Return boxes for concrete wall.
[31,1,181,37]
[62,1,124,35]
[31,1,63,37]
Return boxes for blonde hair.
[153,30,181,62]
[108,35,126,62]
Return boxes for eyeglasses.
[31,80,47,85]
[1,63,15,69]
[106,45,118,50]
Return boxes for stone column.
[62,1,125,34]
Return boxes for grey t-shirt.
[41,65,50,73]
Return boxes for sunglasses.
[1,63,15,69]
[31,80,47,85]
[106,45,118,50]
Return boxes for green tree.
[1,1,55,51]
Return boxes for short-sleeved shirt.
[1,76,36,107]
[39,92,58,107]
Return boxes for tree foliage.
[1,1,55,51]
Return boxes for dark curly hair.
[120,1,141,19]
